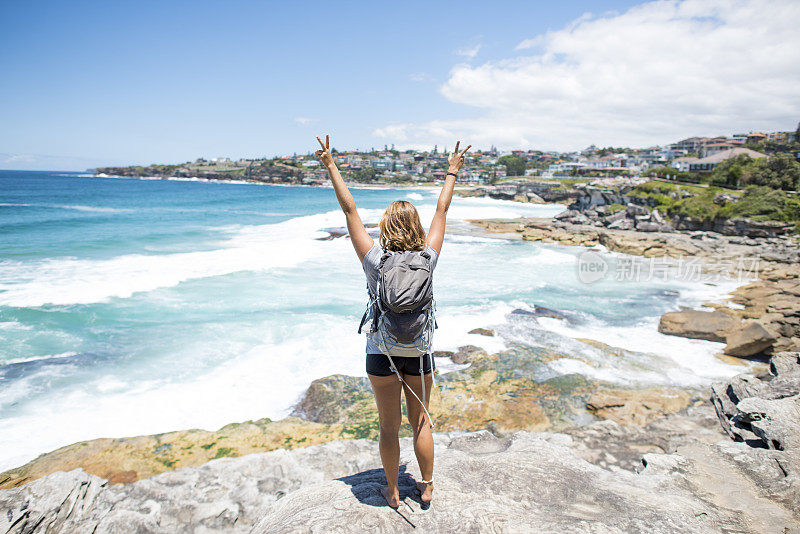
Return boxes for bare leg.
[401,371,434,503]
[368,373,403,508]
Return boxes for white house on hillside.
[674,147,767,173]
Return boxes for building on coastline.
[676,147,767,173]
[669,137,709,155]
[766,131,795,143]
[548,161,586,174]
[701,141,740,157]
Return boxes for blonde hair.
[379,200,427,251]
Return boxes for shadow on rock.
[337,465,419,508]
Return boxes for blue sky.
[1,0,798,170]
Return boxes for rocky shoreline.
[471,215,800,357]
[2,353,798,531]
[2,209,800,531]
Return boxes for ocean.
[0,170,749,471]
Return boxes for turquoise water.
[0,171,748,470]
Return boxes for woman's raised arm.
[426,141,471,254]
[315,135,374,263]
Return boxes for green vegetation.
[644,166,700,183]
[629,181,800,226]
[156,457,177,468]
[670,189,721,221]
[575,170,627,178]
[710,153,800,190]
[720,186,800,223]
[523,177,591,186]
[606,203,626,213]
[212,447,235,459]
[595,147,633,156]
[348,167,378,183]
[497,155,526,177]
[629,181,720,221]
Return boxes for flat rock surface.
[252,429,798,534]
[3,414,799,533]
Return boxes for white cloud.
[372,124,410,141]
[294,117,318,125]
[4,154,36,163]
[375,0,800,150]
[409,72,433,82]
[455,44,482,58]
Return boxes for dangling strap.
[384,353,434,428]
[357,307,369,334]
[419,353,426,422]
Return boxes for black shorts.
[366,353,435,377]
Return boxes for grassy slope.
[629,181,800,225]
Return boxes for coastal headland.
[2,178,800,532]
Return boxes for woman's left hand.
[447,141,471,174]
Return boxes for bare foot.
[416,481,433,503]
[380,485,400,508]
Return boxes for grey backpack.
[358,249,436,353]
[358,248,438,428]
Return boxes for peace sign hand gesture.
[315,135,334,168]
[447,141,471,175]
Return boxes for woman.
[315,135,470,508]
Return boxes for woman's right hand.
[447,141,471,174]
[315,135,335,168]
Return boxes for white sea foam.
[511,246,577,266]
[1,351,77,366]
[61,205,132,213]
[0,210,346,307]
[0,311,368,471]
[0,320,32,331]
[0,202,131,213]
[531,314,752,386]
[1,195,545,307]
[406,192,424,200]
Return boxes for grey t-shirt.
[362,243,438,355]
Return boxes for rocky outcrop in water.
[471,217,800,265]
[726,273,800,355]
[658,309,739,342]
[586,388,691,426]
[659,271,800,358]
[456,179,580,204]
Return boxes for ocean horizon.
[0,170,749,471]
